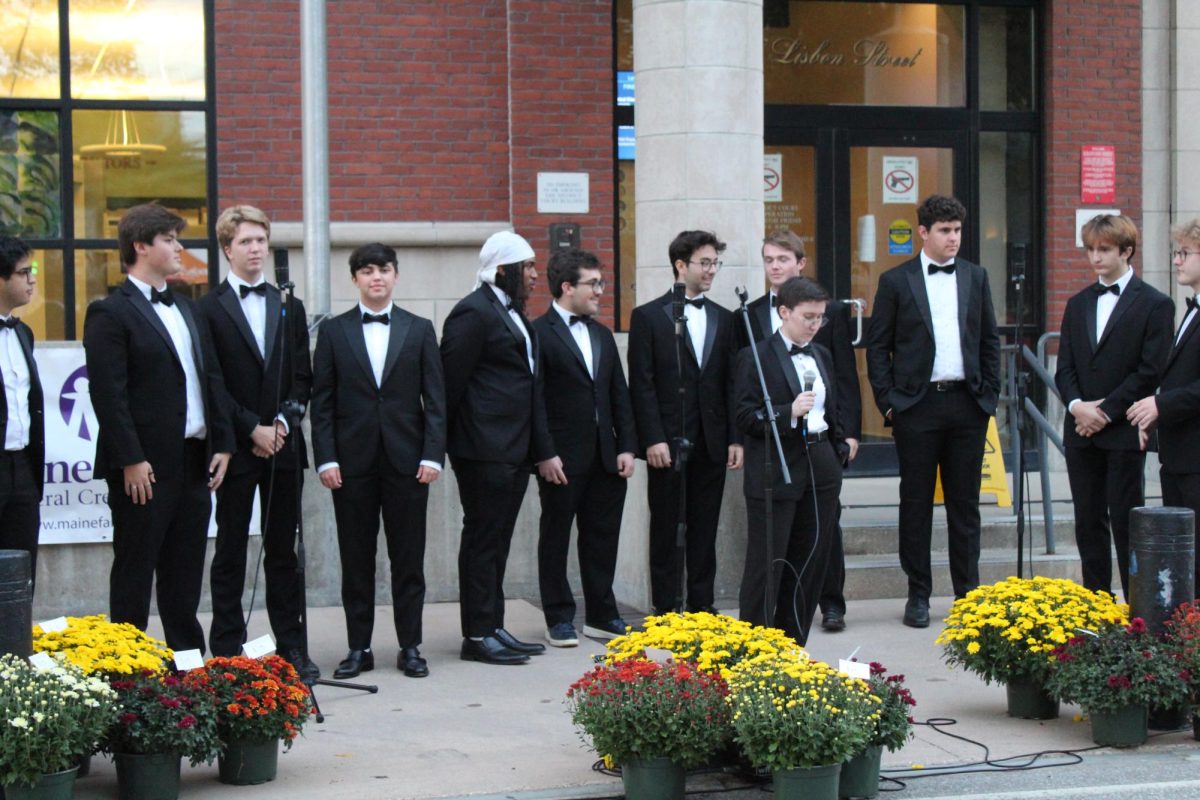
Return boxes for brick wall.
[1043,0,1142,333]
[214,0,617,324]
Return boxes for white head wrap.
[475,230,535,289]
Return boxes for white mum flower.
[9,717,28,728]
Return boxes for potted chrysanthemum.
[0,653,117,798]
[1164,600,1200,740]
[33,614,173,676]
[1046,618,1188,747]
[566,658,730,800]
[937,576,1128,719]
[838,662,916,800]
[726,651,881,800]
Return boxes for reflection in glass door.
[849,145,956,446]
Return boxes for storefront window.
[764,2,966,107]
[979,6,1035,112]
[0,109,61,237]
[0,0,60,99]
[72,109,206,238]
[69,0,205,100]
[980,131,1035,326]
[20,247,65,338]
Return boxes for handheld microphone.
[274,248,292,289]
[735,286,749,305]
[672,281,686,336]
[801,369,817,437]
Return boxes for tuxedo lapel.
[340,311,376,385]
[1096,278,1138,352]
[1084,291,1099,352]
[486,288,533,370]
[586,320,602,381]
[125,281,180,367]
[701,302,718,370]
[770,333,803,398]
[549,313,591,380]
[660,296,700,368]
[754,296,773,341]
[16,324,38,386]
[905,263,934,339]
[380,305,413,385]
[175,299,206,376]
[218,282,263,365]
[262,288,281,367]
[1166,308,1200,370]
[955,265,971,343]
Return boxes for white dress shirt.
[780,333,828,434]
[1095,266,1134,343]
[768,291,783,334]
[552,301,594,378]
[919,251,965,382]
[128,275,206,439]
[227,272,267,357]
[686,294,708,368]
[0,317,31,450]
[489,283,534,372]
[1178,300,1198,345]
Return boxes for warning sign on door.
[888,219,914,255]
[764,154,783,203]
[883,156,918,204]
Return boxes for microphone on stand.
[801,369,816,438]
[274,248,293,291]
[672,281,686,336]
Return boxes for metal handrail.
[1003,333,1063,553]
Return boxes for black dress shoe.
[398,646,429,678]
[282,648,321,683]
[821,611,846,632]
[903,597,930,629]
[494,628,546,655]
[460,637,530,665]
[333,648,374,678]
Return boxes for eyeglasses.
[12,267,35,279]
[1172,249,1199,261]
[575,278,606,292]
[689,259,722,272]
[797,313,829,328]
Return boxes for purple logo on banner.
[59,365,95,441]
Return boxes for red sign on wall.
[1081,145,1116,204]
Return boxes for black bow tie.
[150,287,175,306]
[362,312,390,325]
[770,294,779,308]
[686,297,705,309]
[1094,282,1120,297]
[789,343,813,356]
[0,317,17,330]
[927,262,956,275]
[1188,296,1198,313]
[568,314,589,326]
[239,283,267,298]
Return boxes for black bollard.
[1128,506,1195,731]
[0,549,33,659]
[1129,506,1196,634]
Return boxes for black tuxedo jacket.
[865,257,1001,419]
[735,333,844,500]
[1157,307,1200,473]
[0,319,44,497]
[199,280,311,474]
[310,305,446,478]
[627,291,741,463]
[1055,274,1174,451]
[531,308,637,475]
[84,279,234,476]
[441,285,553,465]
[737,293,862,439]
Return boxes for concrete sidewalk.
[69,596,1196,800]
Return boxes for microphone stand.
[276,278,377,722]
[736,288,791,625]
[671,284,693,612]
[1009,245,1030,579]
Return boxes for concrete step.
[840,517,1077,556]
[841,546,1107,601]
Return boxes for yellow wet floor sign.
[933,417,1011,507]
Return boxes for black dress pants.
[0,448,40,591]
[536,452,626,627]
[208,460,304,656]
[107,439,210,651]
[1064,445,1144,598]
[1161,468,1200,597]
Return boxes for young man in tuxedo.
[1055,214,1173,598]
[737,230,861,632]
[628,230,743,616]
[83,204,233,651]
[442,231,555,665]
[0,237,43,591]
[736,277,847,645]
[200,205,316,680]
[1129,219,1200,594]
[1060,215,1171,597]
[532,248,637,647]
[311,243,446,679]
[866,195,1000,628]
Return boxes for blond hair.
[216,205,271,251]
